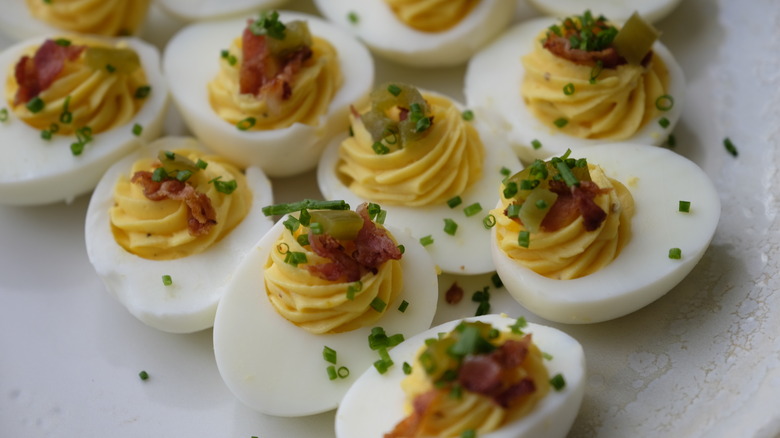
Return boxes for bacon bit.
[306,203,402,282]
[239,21,312,101]
[131,171,217,236]
[445,282,464,304]
[540,180,607,232]
[543,35,625,68]
[14,39,86,106]
[494,378,536,409]
[384,390,439,438]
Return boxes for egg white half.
[527,0,683,24]
[213,216,439,417]
[0,36,168,205]
[313,0,516,67]
[492,143,720,324]
[317,96,523,275]
[336,314,586,438]
[163,11,374,178]
[464,17,685,164]
[85,136,274,333]
[157,0,289,22]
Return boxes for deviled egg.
[0,0,152,40]
[213,200,438,416]
[85,136,274,333]
[313,0,516,67]
[336,314,585,438]
[318,82,522,275]
[491,143,720,324]
[465,11,685,163]
[163,10,374,177]
[0,35,167,205]
[157,0,288,22]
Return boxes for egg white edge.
[316,90,523,275]
[156,0,289,22]
[84,136,274,334]
[212,215,439,417]
[162,10,374,178]
[0,35,169,205]
[525,0,684,24]
[312,0,516,67]
[491,143,721,324]
[335,314,586,438]
[464,17,686,164]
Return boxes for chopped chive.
[402,362,412,375]
[261,199,350,216]
[209,177,238,194]
[443,218,458,236]
[373,359,393,374]
[161,275,173,286]
[518,230,530,248]
[678,200,691,213]
[461,109,474,121]
[550,373,566,391]
[152,167,168,182]
[723,137,738,157]
[196,159,208,169]
[506,204,521,218]
[132,123,143,136]
[658,117,670,128]
[387,84,401,96]
[463,203,482,217]
[666,134,677,148]
[397,244,405,254]
[500,167,511,177]
[503,181,518,199]
[446,196,462,208]
[589,60,604,83]
[309,222,323,234]
[555,160,580,187]
[376,209,387,225]
[482,214,496,229]
[276,243,289,254]
[475,300,490,316]
[298,208,311,226]
[531,139,542,150]
[322,346,337,364]
[490,272,503,288]
[0,108,8,122]
[175,170,193,182]
[563,83,575,95]
[296,233,310,247]
[668,247,682,259]
[26,97,45,113]
[327,365,337,380]
[346,281,362,300]
[372,141,390,155]
[461,429,476,438]
[284,251,308,267]
[60,96,72,123]
[347,11,359,24]
[509,316,527,334]
[398,300,409,313]
[419,235,434,246]
[370,297,387,313]
[542,352,554,360]
[138,370,149,380]
[337,366,349,379]
[553,117,568,128]
[283,215,300,233]
[134,85,151,99]
[41,129,52,140]
[655,94,674,111]
[54,38,71,46]
[237,117,256,130]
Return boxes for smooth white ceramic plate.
[1,1,779,437]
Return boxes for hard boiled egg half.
[163,11,374,177]
[318,86,522,275]
[0,0,152,40]
[157,0,288,22]
[336,314,586,438]
[313,0,516,67]
[213,205,438,416]
[527,0,683,24]
[491,143,720,324]
[85,136,274,333]
[465,15,685,164]
[0,35,167,205]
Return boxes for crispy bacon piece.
[131,171,217,236]
[540,180,607,232]
[14,39,85,106]
[543,35,625,68]
[445,282,464,304]
[239,22,312,101]
[306,203,402,282]
[384,390,439,438]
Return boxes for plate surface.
[1,1,778,437]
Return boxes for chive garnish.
[26,97,45,113]
[678,200,691,213]
[327,365,337,380]
[460,429,476,438]
[518,230,530,248]
[658,117,670,128]
[398,300,409,313]
[509,316,527,334]
[446,196,462,208]
[0,108,8,122]
[502,181,518,199]
[463,203,482,217]
[723,137,738,157]
[500,167,511,177]
[655,94,674,111]
[482,214,496,229]
[419,235,433,246]
[553,117,568,128]
[346,281,362,300]
[443,218,458,236]
[387,84,401,96]
[262,199,350,216]
[347,11,359,24]
[138,370,149,380]
[563,83,575,95]
[550,373,566,391]
[337,366,349,378]
[370,297,387,312]
[162,275,173,286]
[461,110,474,121]
[531,139,542,150]
[237,117,256,131]
[250,10,286,39]
[132,123,143,136]
[668,248,682,259]
[372,141,390,155]
[490,272,503,288]
[402,362,412,375]
[322,346,337,364]
[134,85,151,99]
[196,159,208,169]
[209,177,238,194]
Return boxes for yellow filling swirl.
[338,94,484,207]
[399,330,550,436]
[384,0,480,32]
[264,225,403,334]
[208,36,342,131]
[110,149,252,260]
[493,165,634,280]
[26,0,150,36]
[521,31,669,140]
[5,39,149,135]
